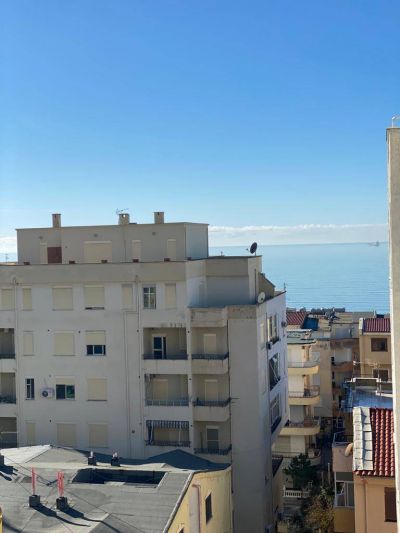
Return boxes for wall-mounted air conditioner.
[41,387,55,398]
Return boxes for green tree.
[303,486,334,532]
[284,453,317,490]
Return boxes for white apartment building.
[387,124,400,522]
[0,212,288,533]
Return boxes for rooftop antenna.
[391,116,400,127]
[116,208,129,215]
[247,242,258,255]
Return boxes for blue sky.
[1,0,399,253]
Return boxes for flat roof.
[16,222,208,231]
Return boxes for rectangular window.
[206,427,219,451]
[270,395,281,432]
[385,487,397,522]
[25,378,35,400]
[143,286,156,309]
[269,353,280,389]
[26,421,36,446]
[55,381,75,400]
[88,423,108,448]
[260,322,266,345]
[205,494,212,523]
[56,423,77,447]
[22,288,32,310]
[87,378,107,401]
[203,333,217,354]
[373,369,389,381]
[83,241,112,263]
[47,246,62,264]
[165,283,177,309]
[52,287,73,310]
[166,239,177,261]
[132,240,141,261]
[86,331,106,356]
[23,332,34,356]
[84,286,105,309]
[371,338,388,352]
[1,288,14,310]
[153,336,167,358]
[54,332,75,356]
[122,284,134,308]
[335,479,354,507]
[267,315,279,343]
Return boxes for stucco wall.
[354,476,396,533]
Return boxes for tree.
[303,486,334,532]
[284,453,317,490]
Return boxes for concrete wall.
[354,476,396,533]
[359,332,392,378]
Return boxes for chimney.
[154,211,164,224]
[52,214,61,228]
[118,213,130,225]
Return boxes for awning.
[146,420,189,430]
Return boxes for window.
[86,331,106,356]
[84,286,105,309]
[132,240,141,261]
[26,422,36,446]
[371,338,388,352]
[87,378,107,401]
[270,395,281,432]
[334,473,354,507]
[23,332,34,356]
[260,322,266,345]
[1,288,14,310]
[83,241,112,263]
[269,354,280,389]
[166,239,177,261]
[25,378,35,400]
[56,383,75,400]
[52,287,73,310]
[54,332,75,356]
[47,246,62,264]
[22,288,32,310]
[122,284,134,308]
[373,369,389,381]
[153,336,167,358]
[165,284,177,309]
[385,487,397,522]
[205,493,212,523]
[88,423,108,448]
[203,333,217,354]
[267,314,279,343]
[143,286,156,309]
[57,423,77,447]
[206,427,219,451]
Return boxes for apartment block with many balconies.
[0,211,288,533]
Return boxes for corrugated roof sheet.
[286,310,307,327]
[354,408,395,477]
[363,317,391,333]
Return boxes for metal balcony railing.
[145,398,189,406]
[0,354,15,360]
[289,386,320,398]
[143,353,188,360]
[145,440,190,447]
[272,454,284,476]
[284,417,320,428]
[0,395,16,404]
[288,358,320,368]
[193,398,230,407]
[194,445,232,455]
[191,353,229,361]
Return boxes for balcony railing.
[191,353,229,361]
[145,398,189,406]
[284,417,320,429]
[0,354,15,360]
[0,395,16,404]
[143,353,188,360]
[193,398,230,407]
[145,440,190,447]
[194,445,232,455]
[289,358,320,368]
[273,449,322,459]
[289,386,320,398]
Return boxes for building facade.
[0,212,288,533]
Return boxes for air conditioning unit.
[41,387,55,398]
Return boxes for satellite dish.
[257,292,266,304]
[250,242,258,255]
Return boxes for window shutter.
[87,378,107,400]
[167,239,177,261]
[1,289,14,310]
[132,240,141,261]
[385,487,397,522]
[88,424,108,448]
[26,422,36,446]
[122,284,133,308]
[56,424,76,447]
[23,332,34,355]
[84,286,105,308]
[203,334,217,354]
[22,288,32,310]
[54,332,75,355]
[52,288,73,310]
[83,242,112,263]
[55,377,75,385]
[165,284,177,309]
[86,331,106,345]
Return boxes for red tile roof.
[355,408,395,477]
[363,317,391,333]
[286,310,307,327]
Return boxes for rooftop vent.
[118,213,130,225]
[52,214,61,228]
[154,211,164,224]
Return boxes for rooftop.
[286,329,316,345]
[0,445,229,532]
[362,317,391,333]
[353,407,394,477]
[286,310,307,328]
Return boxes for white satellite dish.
[257,292,266,304]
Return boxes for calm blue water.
[210,243,390,313]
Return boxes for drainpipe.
[192,483,202,533]
[12,277,19,448]
[363,478,368,533]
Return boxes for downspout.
[123,310,131,456]
[136,274,145,455]
[363,479,368,533]
[12,277,20,447]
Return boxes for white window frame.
[143,286,156,309]
[25,378,35,400]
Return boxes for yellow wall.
[359,333,392,378]
[168,467,232,533]
[334,507,355,533]
[354,476,396,533]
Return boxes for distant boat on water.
[368,241,380,247]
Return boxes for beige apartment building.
[358,317,391,380]
[0,212,288,533]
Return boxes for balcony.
[146,440,190,448]
[332,361,354,373]
[190,308,228,327]
[191,353,229,374]
[274,449,322,466]
[145,398,189,406]
[194,445,232,456]
[142,354,189,374]
[289,386,320,405]
[0,354,15,360]
[193,398,230,422]
[279,417,321,436]
[143,353,188,360]
[288,358,320,375]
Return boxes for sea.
[209,242,390,314]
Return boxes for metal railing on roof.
[143,353,188,360]
[289,386,320,398]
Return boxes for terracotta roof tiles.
[286,310,307,328]
[363,317,391,333]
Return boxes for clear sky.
[1,0,399,253]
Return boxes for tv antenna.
[247,242,258,255]
[116,208,129,215]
